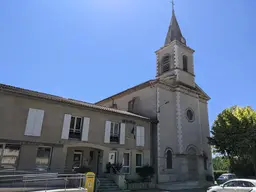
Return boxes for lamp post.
[157,101,169,113]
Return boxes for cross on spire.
[171,0,175,12]
[164,0,186,45]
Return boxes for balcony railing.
[110,135,119,143]
[69,130,82,140]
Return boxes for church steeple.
[164,1,186,46]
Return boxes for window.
[204,157,207,170]
[238,181,255,187]
[0,144,20,169]
[223,181,239,187]
[69,116,83,139]
[183,55,188,72]
[161,55,170,73]
[136,154,143,167]
[110,122,120,143]
[122,152,130,174]
[128,99,134,112]
[135,153,143,173]
[166,150,172,169]
[35,147,52,171]
[186,108,194,122]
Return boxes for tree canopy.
[208,106,256,176]
[212,156,230,171]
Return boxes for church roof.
[95,79,210,105]
[0,83,150,120]
[164,4,186,46]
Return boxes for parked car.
[216,173,236,184]
[207,179,256,192]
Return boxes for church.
[96,3,213,186]
[0,2,212,191]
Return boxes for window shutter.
[140,126,145,147]
[33,109,44,136]
[81,117,90,141]
[104,121,111,143]
[61,114,71,139]
[24,108,37,136]
[136,126,141,146]
[120,123,126,145]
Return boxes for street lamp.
[157,101,169,113]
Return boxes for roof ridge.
[0,83,150,120]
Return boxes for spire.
[164,0,186,46]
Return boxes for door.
[122,152,130,174]
[72,151,83,170]
[108,151,117,164]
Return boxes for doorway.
[72,151,83,171]
[108,151,117,164]
[187,147,198,180]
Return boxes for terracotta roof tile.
[0,83,150,120]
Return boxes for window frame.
[69,116,84,139]
[135,153,143,168]
[204,157,207,170]
[166,149,173,169]
[35,146,52,171]
[223,180,239,187]
[122,152,131,174]
[239,181,255,187]
[161,55,170,73]
[0,143,21,169]
[110,122,120,143]
[70,116,83,133]
[182,55,188,72]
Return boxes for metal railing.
[0,172,86,191]
[109,164,127,191]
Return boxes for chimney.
[112,103,117,109]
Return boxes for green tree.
[212,156,230,171]
[208,106,256,176]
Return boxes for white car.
[207,179,256,192]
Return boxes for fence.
[0,170,86,191]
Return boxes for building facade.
[0,3,212,189]
[96,7,213,184]
[0,84,151,179]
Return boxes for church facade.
[0,3,212,189]
[96,7,213,184]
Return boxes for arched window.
[204,157,207,170]
[161,55,170,73]
[183,55,188,72]
[166,150,172,169]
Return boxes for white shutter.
[140,126,145,147]
[33,109,44,136]
[81,117,90,141]
[119,123,126,145]
[104,121,111,143]
[136,126,141,146]
[61,114,71,139]
[24,108,37,136]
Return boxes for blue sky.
[0,0,256,126]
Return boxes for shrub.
[136,165,155,182]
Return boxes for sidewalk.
[134,189,206,192]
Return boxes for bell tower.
[156,2,195,88]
